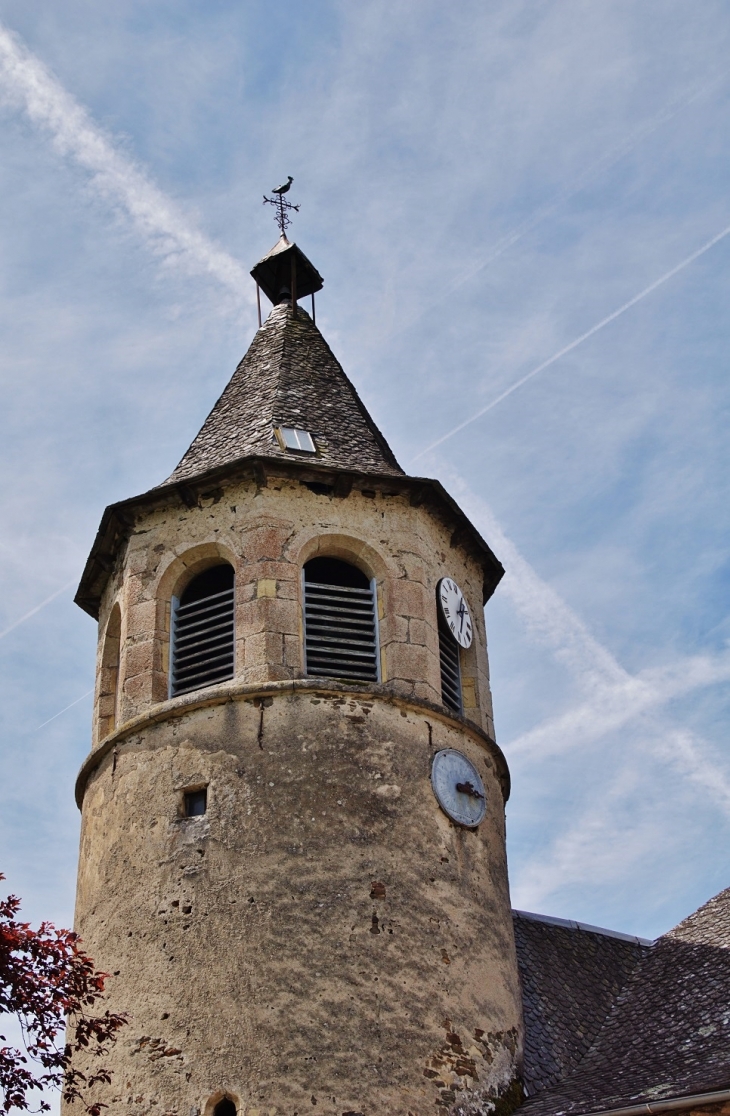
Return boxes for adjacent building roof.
[516,888,730,1116]
[513,911,648,1098]
[165,300,403,485]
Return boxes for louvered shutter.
[439,622,462,714]
[304,578,379,683]
[170,567,235,697]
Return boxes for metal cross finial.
[263,175,300,236]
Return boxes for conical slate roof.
[166,302,403,485]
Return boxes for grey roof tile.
[519,888,730,1115]
[165,301,403,485]
[513,912,647,1098]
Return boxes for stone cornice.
[73,458,505,619]
[75,678,510,809]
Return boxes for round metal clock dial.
[437,578,473,648]
[430,749,487,828]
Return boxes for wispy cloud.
[654,725,730,813]
[394,69,729,340]
[445,70,728,289]
[0,22,251,304]
[510,766,658,912]
[510,717,730,914]
[442,468,730,912]
[413,217,730,461]
[444,471,730,705]
[1,0,728,942]
[509,653,730,764]
[443,471,627,689]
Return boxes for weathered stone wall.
[69,686,521,1116]
[70,464,521,1115]
[91,471,496,749]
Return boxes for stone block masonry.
[91,472,496,750]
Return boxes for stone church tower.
[69,235,523,1116]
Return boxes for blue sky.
[1,0,729,969]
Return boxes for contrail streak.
[35,688,93,731]
[0,578,76,641]
[388,71,727,342]
[413,217,730,460]
[442,470,730,817]
[0,22,250,303]
[439,71,727,301]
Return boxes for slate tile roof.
[74,296,507,618]
[165,301,403,485]
[516,888,730,1116]
[513,911,648,1097]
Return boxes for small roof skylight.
[276,426,316,453]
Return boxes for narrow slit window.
[303,557,379,683]
[170,564,235,698]
[438,612,462,715]
[184,788,207,817]
[276,426,316,453]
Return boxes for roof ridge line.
[295,307,404,472]
[513,908,654,947]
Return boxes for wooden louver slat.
[304,580,379,682]
[171,586,235,697]
[439,622,462,714]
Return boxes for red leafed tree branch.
[0,875,127,1114]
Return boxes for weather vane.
[263,175,299,236]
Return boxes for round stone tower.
[67,237,523,1116]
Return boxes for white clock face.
[437,578,473,648]
[431,749,487,827]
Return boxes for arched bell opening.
[97,602,121,740]
[303,556,379,683]
[169,563,235,698]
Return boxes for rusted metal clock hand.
[455,780,484,799]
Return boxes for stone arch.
[170,563,236,697]
[203,1091,239,1116]
[293,533,393,685]
[97,602,121,741]
[299,537,387,686]
[294,530,391,582]
[155,541,239,605]
[154,543,239,689]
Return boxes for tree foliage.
[0,876,126,1114]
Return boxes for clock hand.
[455,780,484,799]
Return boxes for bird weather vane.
[263,175,299,236]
